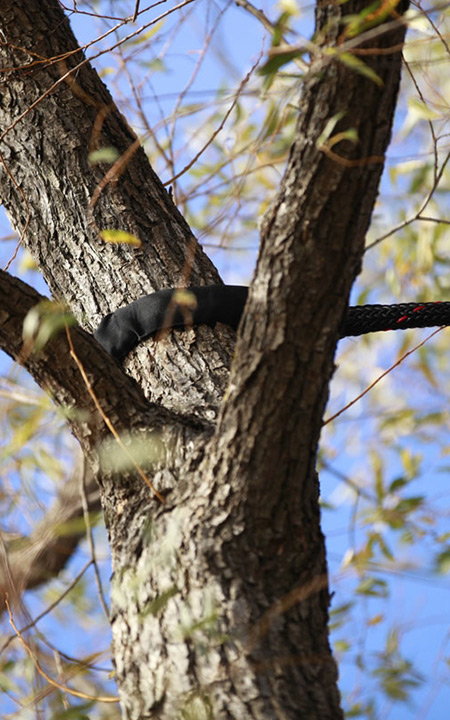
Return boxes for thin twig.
[365,151,450,251]
[164,50,264,185]
[6,599,119,703]
[79,458,109,619]
[65,327,165,503]
[323,327,444,425]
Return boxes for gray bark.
[0,0,408,717]
[0,0,233,421]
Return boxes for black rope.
[341,302,450,337]
[95,288,450,361]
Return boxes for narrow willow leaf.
[339,52,384,87]
[99,229,142,247]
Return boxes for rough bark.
[0,0,408,718]
[0,0,234,421]
[0,268,211,582]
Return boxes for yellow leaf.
[368,613,384,626]
[99,230,142,247]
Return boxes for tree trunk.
[0,0,408,717]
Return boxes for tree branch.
[0,455,101,612]
[0,0,235,420]
[0,268,210,493]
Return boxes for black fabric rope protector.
[94,285,450,362]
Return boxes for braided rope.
[342,302,450,337]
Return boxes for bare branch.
[0,455,101,610]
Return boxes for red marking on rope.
[413,305,425,313]
[396,315,408,324]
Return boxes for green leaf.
[123,21,165,47]
[143,586,179,617]
[88,147,120,165]
[258,47,304,78]
[335,639,351,652]
[22,300,76,352]
[356,577,388,597]
[408,98,441,121]
[343,0,403,38]
[316,112,345,147]
[51,703,94,719]
[339,52,384,87]
[395,496,424,514]
[435,548,450,574]
[376,534,394,561]
[389,477,409,492]
[272,11,292,47]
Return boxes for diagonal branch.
[0,0,236,420]
[0,455,101,612]
[0,267,210,485]
[0,269,169,437]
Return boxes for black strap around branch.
[94,286,450,361]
